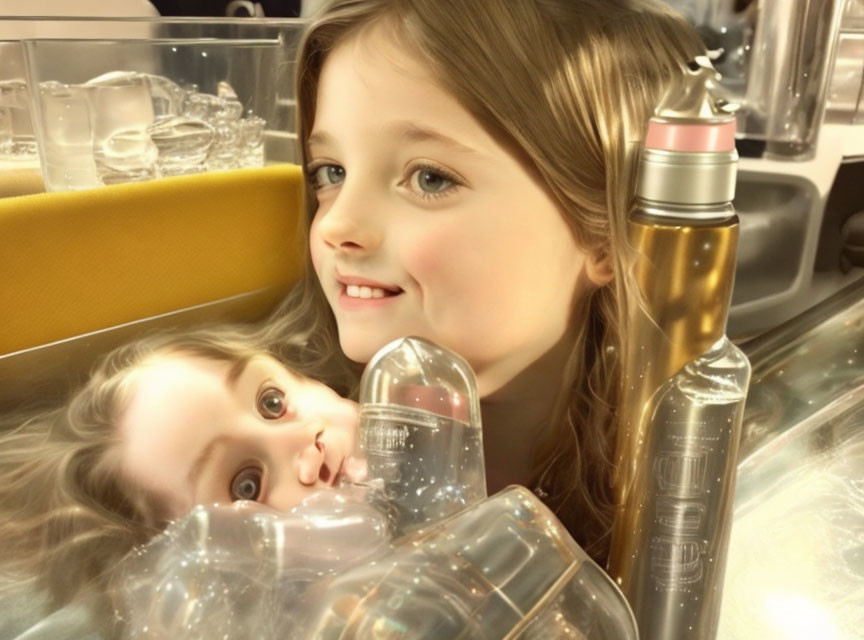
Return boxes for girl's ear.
[585,248,614,287]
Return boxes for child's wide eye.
[398,163,462,202]
[310,164,345,189]
[412,168,452,193]
[231,467,262,501]
[257,387,287,419]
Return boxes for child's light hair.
[268,0,704,564]
[0,324,334,610]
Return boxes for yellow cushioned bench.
[0,165,306,411]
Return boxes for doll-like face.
[119,353,359,517]
[307,27,609,396]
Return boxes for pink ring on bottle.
[645,120,736,153]
[392,384,470,423]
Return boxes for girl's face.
[118,353,359,517]
[308,28,609,396]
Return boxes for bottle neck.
[636,147,738,206]
[634,200,736,224]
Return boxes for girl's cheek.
[402,225,477,284]
[309,218,324,273]
[323,395,358,422]
[310,243,322,273]
[403,243,444,277]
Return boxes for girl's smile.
[337,272,404,310]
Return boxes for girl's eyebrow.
[393,122,480,156]
[226,357,252,385]
[307,130,333,151]
[307,122,481,157]
[187,434,229,498]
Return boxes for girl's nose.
[313,187,384,254]
[296,432,326,486]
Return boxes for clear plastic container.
[0,18,304,192]
[667,0,846,159]
[0,40,42,196]
[112,487,637,640]
[743,0,845,158]
[304,486,638,640]
[114,490,393,638]
[25,37,287,191]
[620,338,750,639]
[356,336,487,535]
[0,41,36,162]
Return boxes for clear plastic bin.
[665,0,845,160]
[0,18,303,192]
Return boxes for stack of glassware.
[36,70,266,189]
[24,37,286,191]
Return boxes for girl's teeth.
[346,284,388,299]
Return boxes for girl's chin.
[338,335,389,364]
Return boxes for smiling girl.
[266,0,705,564]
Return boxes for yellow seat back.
[0,165,305,355]
[0,166,306,411]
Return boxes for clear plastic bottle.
[620,338,750,638]
[355,336,487,535]
[303,486,638,640]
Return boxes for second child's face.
[119,353,359,518]
[308,27,605,396]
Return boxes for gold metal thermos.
[607,59,752,639]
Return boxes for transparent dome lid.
[359,336,480,427]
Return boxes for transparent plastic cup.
[0,41,37,162]
[37,82,99,191]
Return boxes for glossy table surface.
[719,276,864,638]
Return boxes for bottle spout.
[653,55,738,123]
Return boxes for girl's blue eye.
[231,467,262,501]
[411,168,453,194]
[257,387,287,419]
[311,164,345,189]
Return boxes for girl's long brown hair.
[0,324,337,611]
[270,0,704,564]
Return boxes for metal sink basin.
[719,277,864,638]
[728,169,825,338]
[732,171,816,307]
